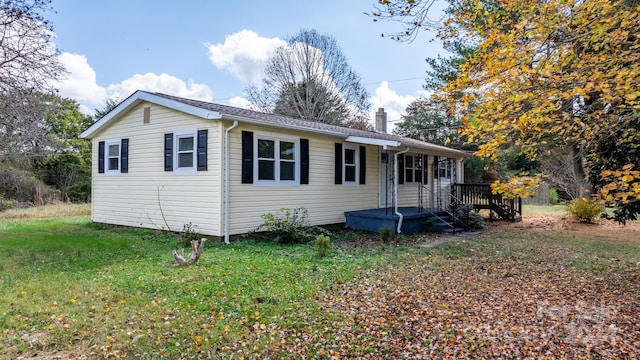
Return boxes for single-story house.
[80,90,471,242]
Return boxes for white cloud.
[106,73,213,103]
[57,52,107,107]
[227,96,254,110]
[55,52,214,115]
[206,29,286,84]
[369,81,427,132]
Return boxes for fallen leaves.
[249,225,640,359]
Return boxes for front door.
[379,151,394,208]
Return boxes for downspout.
[394,147,410,234]
[224,121,239,244]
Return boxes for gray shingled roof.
[152,92,471,158]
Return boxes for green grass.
[1,209,639,358]
[0,216,414,358]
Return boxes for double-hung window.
[344,146,358,183]
[176,132,195,170]
[399,153,426,185]
[99,138,128,175]
[404,155,415,183]
[164,129,208,173]
[106,140,120,173]
[255,134,298,184]
[334,143,365,185]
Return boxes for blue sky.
[49,0,446,126]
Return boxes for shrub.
[566,198,604,223]
[0,165,58,205]
[0,194,15,212]
[423,218,436,233]
[255,207,327,244]
[449,203,484,231]
[549,188,559,205]
[314,234,331,257]
[379,225,393,242]
[179,223,201,247]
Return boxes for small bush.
[379,225,393,242]
[179,223,201,246]
[566,198,604,223]
[423,218,436,233]
[314,234,331,257]
[255,207,328,244]
[549,188,559,205]
[449,203,483,231]
[0,194,15,212]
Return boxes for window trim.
[401,153,427,185]
[253,132,300,186]
[342,144,359,186]
[104,138,121,175]
[405,154,415,183]
[173,129,197,173]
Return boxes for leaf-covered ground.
[2,210,639,359]
[238,215,640,359]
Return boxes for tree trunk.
[570,144,590,198]
[173,238,207,266]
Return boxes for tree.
[35,95,94,201]
[0,0,64,159]
[374,0,640,222]
[94,97,121,120]
[246,29,370,127]
[394,98,461,147]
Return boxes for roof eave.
[345,136,401,149]
[80,91,222,139]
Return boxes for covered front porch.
[343,145,522,234]
[345,149,467,234]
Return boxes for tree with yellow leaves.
[373,0,640,222]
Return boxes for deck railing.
[452,183,522,221]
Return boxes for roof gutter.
[345,136,400,149]
[223,120,239,244]
[222,114,349,139]
[394,147,410,234]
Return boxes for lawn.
[1,205,639,359]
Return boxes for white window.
[405,155,414,183]
[105,139,121,174]
[255,133,299,184]
[439,159,452,179]
[174,130,196,172]
[343,145,358,184]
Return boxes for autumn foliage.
[376,0,640,220]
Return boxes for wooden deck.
[452,183,522,221]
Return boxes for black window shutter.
[300,138,309,184]
[241,131,254,184]
[359,146,366,185]
[120,139,129,173]
[423,154,429,184]
[398,153,405,184]
[433,156,439,179]
[164,133,173,171]
[197,129,208,171]
[334,143,342,184]
[98,141,105,174]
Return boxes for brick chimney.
[375,108,387,133]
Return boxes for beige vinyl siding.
[226,123,379,235]
[90,102,223,235]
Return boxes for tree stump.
[173,238,207,266]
